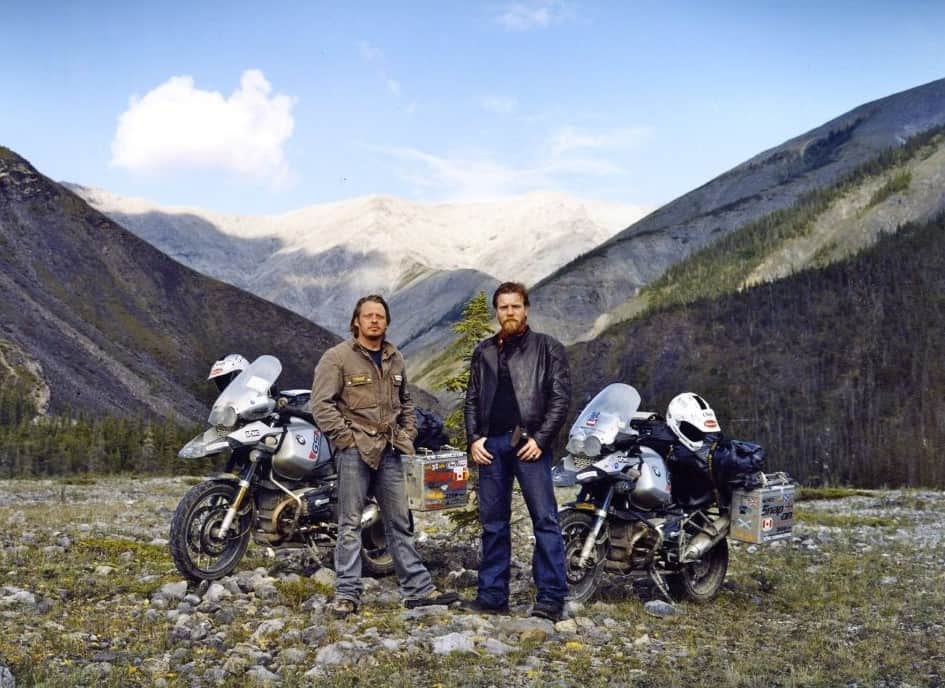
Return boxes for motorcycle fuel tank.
[631,447,672,508]
[272,421,332,480]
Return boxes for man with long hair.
[312,294,457,618]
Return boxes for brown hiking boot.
[329,597,359,619]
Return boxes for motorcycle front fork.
[218,458,260,536]
[577,486,614,568]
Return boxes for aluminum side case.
[729,474,796,544]
[401,450,469,511]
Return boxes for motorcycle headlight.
[583,436,601,458]
[566,436,584,455]
[209,404,238,428]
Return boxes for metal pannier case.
[729,473,796,544]
[401,450,469,511]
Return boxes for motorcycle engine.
[299,485,334,524]
[605,520,663,572]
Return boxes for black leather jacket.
[464,329,571,450]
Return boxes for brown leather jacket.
[311,339,417,468]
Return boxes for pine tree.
[440,291,495,445]
[438,291,495,530]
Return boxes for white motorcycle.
[169,355,394,582]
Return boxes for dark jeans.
[476,433,568,607]
[334,447,433,602]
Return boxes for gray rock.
[203,667,229,684]
[644,600,678,618]
[251,619,286,643]
[301,625,328,644]
[0,665,14,688]
[432,632,476,655]
[555,618,578,634]
[401,605,450,621]
[203,583,233,602]
[496,617,555,635]
[279,647,308,665]
[246,665,280,685]
[316,641,360,666]
[482,637,514,655]
[158,581,188,601]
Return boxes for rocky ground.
[0,477,943,687]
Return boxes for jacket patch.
[393,374,403,384]
[347,374,372,386]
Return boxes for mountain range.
[0,147,339,422]
[69,186,650,347]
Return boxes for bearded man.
[461,282,571,621]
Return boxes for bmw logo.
[295,434,306,445]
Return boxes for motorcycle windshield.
[208,355,282,425]
[566,383,641,456]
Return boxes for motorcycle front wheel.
[667,538,729,602]
[169,480,253,582]
[560,509,603,604]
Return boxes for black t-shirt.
[489,337,522,434]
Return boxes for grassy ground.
[0,478,942,687]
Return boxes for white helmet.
[666,392,721,451]
[207,354,249,392]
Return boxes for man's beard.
[501,316,526,335]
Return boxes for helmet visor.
[214,372,238,393]
[677,421,706,445]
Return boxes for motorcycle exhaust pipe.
[681,515,730,562]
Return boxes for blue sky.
[3,1,944,215]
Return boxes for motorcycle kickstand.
[648,566,674,603]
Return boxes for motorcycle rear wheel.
[666,538,729,602]
[169,480,253,582]
[360,518,395,577]
[560,510,603,604]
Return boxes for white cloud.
[387,79,402,96]
[481,96,518,114]
[547,125,651,158]
[110,69,295,184]
[495,1,575,31]
[374,135,629,201]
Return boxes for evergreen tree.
[440,291,495,445]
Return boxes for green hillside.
[567,213,945,488]
[630,125,945,317]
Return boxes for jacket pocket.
[345,374,377,410]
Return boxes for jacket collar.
[350,338,395,360]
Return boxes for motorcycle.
[557,383,778,604]
[169,354,394,582]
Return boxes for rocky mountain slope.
[70,186,650,348]
[530,77,945,343]
[0,147,339,422]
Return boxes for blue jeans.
[334,447,434,602]
[476,433,568,607]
